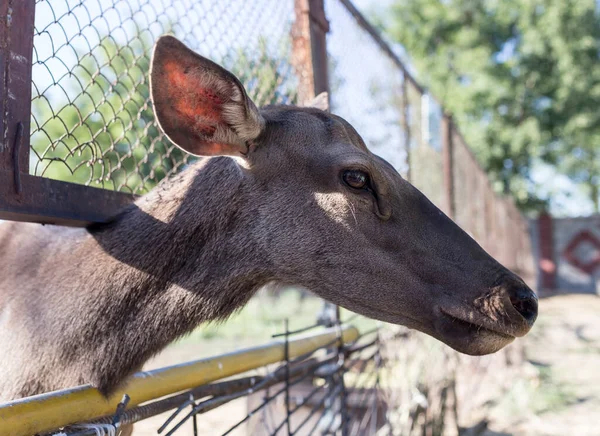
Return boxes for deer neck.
[74,157,272,395]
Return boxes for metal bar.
[0,325,359,436]
[355,385,379,434]
[401,76,411,182]
[292,0,316,104]
[284,319,292,435]
[63,329,370,435]
[269,379,331,435]
[292,0,330,105]
[0,0,34,175]
[0,170,135,226]
[221,358,336,436]
[343,338,378,357]
[319,398,343,435]
[307,0,329,96]
[67,354,338,436]
[336,314,349,436]
[294,384,343,435]
[347,372,380,435]
[288,335,341,366]
[441,114,454,218]
[162,366,322,436]
[271,321,322,338]
[345,349,379,373]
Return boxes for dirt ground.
[129,294,600,435]
[483,293,600,436]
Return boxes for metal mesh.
[28,0,534,281]
[30,0,298,194]
[326,0,407,176]
[326,0,447,212]
[326,0,533,276]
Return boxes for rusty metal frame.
[0,0,33,175]
[293,0,330,104]
[441,114,454,218]
[0,0,135,227]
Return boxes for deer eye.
[342,169,370,190]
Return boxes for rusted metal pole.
[401,76,411,182]
[0,0,35,178]
[441,114,455,219]
[292,7,345,431]
[308,0,329,97]
[292,0,330,105]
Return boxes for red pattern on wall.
[563,231,600,274]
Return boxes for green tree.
[379,0,600,213]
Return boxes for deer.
[0,35,537,405]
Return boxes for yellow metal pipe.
[0,325,358,436]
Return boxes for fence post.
[292,0,330,105]
[538,211,556,291]
[0,0,34,178]
[401,76,411,182]
[442,115,455,219]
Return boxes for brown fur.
[0,36,537,402]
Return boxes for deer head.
[150,35,537,356]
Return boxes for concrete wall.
[531,214,600,294]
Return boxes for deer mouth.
[434,308,517,355]
[440,310,515,339]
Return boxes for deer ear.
[303,92,329,112]
[150,35,265,157]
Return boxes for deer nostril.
[509,287,538,325]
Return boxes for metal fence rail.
[0,325,359,436]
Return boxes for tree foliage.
[381,0,600,213]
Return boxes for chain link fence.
[30,0,298,194]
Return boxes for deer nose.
[507,285,538,326]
